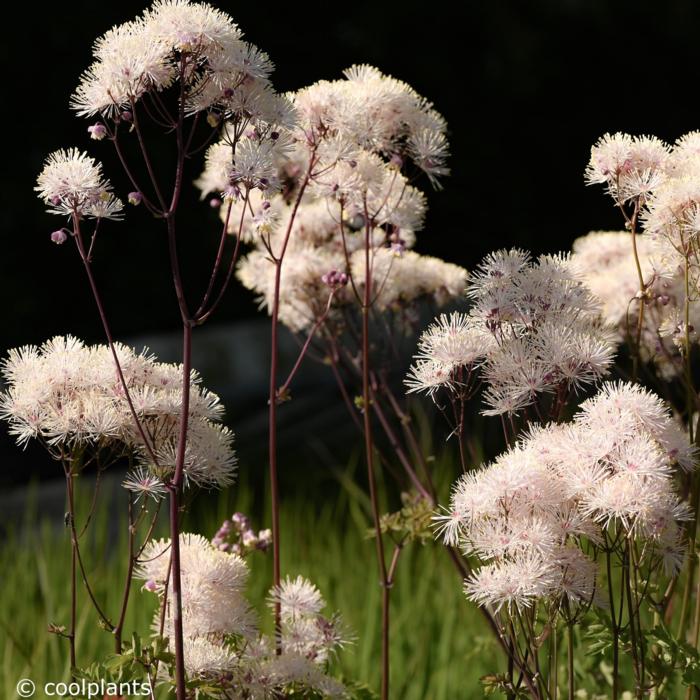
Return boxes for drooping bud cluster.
[321,269,348,289]
[211,511,272,555]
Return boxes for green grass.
[0,459,492,699]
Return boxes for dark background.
[2,0,699,485]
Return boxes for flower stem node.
[275,385,292,404]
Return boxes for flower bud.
[128,191,143,206]
[210,197,222,208]
[144,579,158,593]
[88,124,107,141]
[257,528,272,550]
[206,112,220,128]
[242,529,258,548]
[322,269,348,288]
[231,512,249,529]
[121,110,133,122]
[389,153,403,169]
[51,229,68,245]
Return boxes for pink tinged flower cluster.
[35,148,123,221]
[406,249,615,416]
[572,230,700,379]
[136,534,346,696]
[292,64,449,184]
[585,132,669,203]
[196,62,460,338]
[437,382,695,613]
[70,0,292,126]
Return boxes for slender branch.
[110,127,162,216]
[194,199,234,317]
[276,292,335,401]
[131,98,168,212]
[369,381,430,499]
[195,189,249,324]
[165,54,193,700]
[267,157,315,642]
[113,493,136,653]
[357,206,390,700]
[567,623,574,700]
[65,464,113,630]
[65,469,77,672]
[72,222,159,466]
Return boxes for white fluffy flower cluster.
[71,0,292,125]
[582,131,700,378]
[136,534,346,697]
[436,382,695,612]
[293,64,449,185]
[0,336,236,489]
[196,63,460,333]
[585,132,669,204]
[234,198,466,332]
[586,131,700,249]
[406,249,615,416]
[572,231,700,378]
[35,148,124,221]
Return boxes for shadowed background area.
[2,0,700,486]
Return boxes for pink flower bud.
[231,512,249,529]
[242,529,258,548]
[121,110,133,122]
[88,124,107,141]
[51,230,68,245]
[144,579,158,593]
[128,191,143,206]
[257,528,272,550]
[210,197,222,208]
